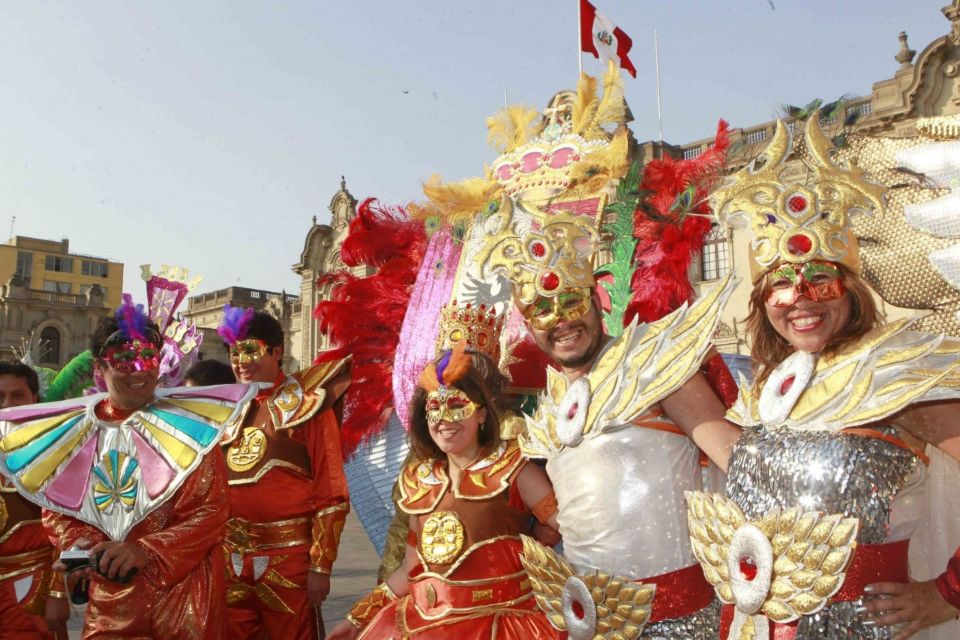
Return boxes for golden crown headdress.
[476,196,599,306]
[435,300,504,365]
[710,113,886,280]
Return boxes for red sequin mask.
[766,261,846,308]
[101,340,161,373]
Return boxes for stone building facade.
[0,236,122,367]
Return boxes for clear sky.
[0,0,952,300]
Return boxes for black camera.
[59,549,139,584]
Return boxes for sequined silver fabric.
[642,599,720,640]
[726,426,920,639]
[794,600,895,639]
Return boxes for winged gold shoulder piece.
[520,534,655,639]
[397,458,449,515]
[522,274,737,457]
[270,356,351,431]
[686,491,859,638]
[754,319,960,431]
[726,373,761,427]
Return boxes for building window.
[250,291,261,299]
[43,280,72,293]
[44,255,74,273]
[683,146,702,160]
[40,327,61,365]
[81,260,108,277]
[745,129,767,144]
[15,251,32,287]
[848,102,872,118]
[700,225,730,281]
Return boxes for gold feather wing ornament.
[727,318,960,430]
[520,535,655,640]
[520,273,737,458]
[686,492,859,640]
[571,61,628,141]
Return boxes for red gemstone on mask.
[739,556,758,581]
[531,242,547,258]
[779,375,795,395]
[787,195,807,213]
[567,403,579,420]
[572,600,585,619]
[786,234,812,256]
[541,271,560,291]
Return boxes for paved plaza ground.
[67,511,380,638]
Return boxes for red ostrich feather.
[314,198,428,457]
[626,120,738,407]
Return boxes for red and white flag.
[579,0,637,78]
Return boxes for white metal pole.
[578,0,583,77]
[655,29,663,143]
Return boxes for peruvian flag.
[580,0,637,78]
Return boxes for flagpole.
[654,29,663,143]
[577,0,583,76]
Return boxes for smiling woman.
[686,115,960,639]
[327,314,563,640]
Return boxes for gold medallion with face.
[419,511,465,564]
[226,427,267,472]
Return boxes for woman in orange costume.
[328,342,563,640]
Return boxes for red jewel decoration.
[567,402,579,421]
[541,271,560,291]
[787,195,807,213]
[779,375,795,396]
[739,556,758,582]
[786,234,812,256]
[530,242,547,258]
[571,600,585,619]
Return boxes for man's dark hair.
[0,361,40,396]
[89,316,164,357]
[244,312,284,348]
[184,359,236,386]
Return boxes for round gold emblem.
[419,511,465,564]
[226,428,267,472]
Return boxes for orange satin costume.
[43,447,229,640]
[0,478,57,640]
[222,361,350,640]
[358,439,562,640]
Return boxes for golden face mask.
[766,261,846,308]
[523,287,592,330]
[229,339,268,365]
[425,387,477,427]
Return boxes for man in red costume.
[219,308,351,640]
[0,362,68,640]
[0,299,252,639]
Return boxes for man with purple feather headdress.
[217,306,351,640]
[0,295,258,639]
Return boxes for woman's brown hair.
[746,263,882,389]
[408,350,509,462]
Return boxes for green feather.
[43,350,95,402]
[596,162,645,337]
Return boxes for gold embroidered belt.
[224,516,311,555]
[0,547,52,581]
[409,571,532,617]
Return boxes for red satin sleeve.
[935,547,960,610]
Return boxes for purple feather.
[435,349,453,386]
[217,304,255,345]
[115,293,149,341]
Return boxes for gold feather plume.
[572,60,627,141]
[415,174,500,226]
[485,105,540,154]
